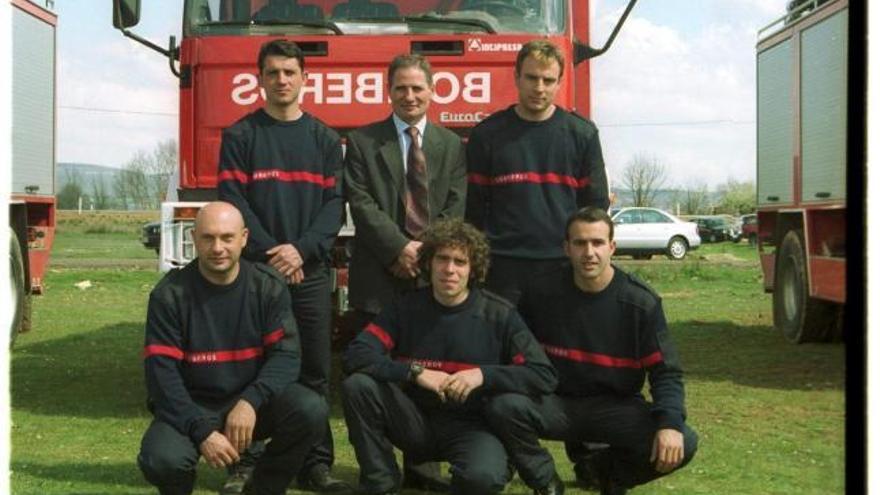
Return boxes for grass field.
[10,216,845,494]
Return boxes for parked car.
[142,221,160,254]
[692,216,730,243]
[611,207,701,260]
[740,213,758,246]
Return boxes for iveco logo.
[439,111,487,123]
[467,38,522,52]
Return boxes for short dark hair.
[515,39,565,78]
[418,219,490,287]
[565,207,614,241]
[387,53,433,88]
[257,39,305,73]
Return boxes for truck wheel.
[773,230,837,343]
[748,233,757,246]
[666,236,688,260]
[9,228,26,348]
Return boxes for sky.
[53,0,788,188]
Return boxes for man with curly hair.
[341,218,563,495]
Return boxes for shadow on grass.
[11,459,363,494]
[12,321,148,418]
[12,320,352,421]
[12,460,149,493]
[673,320,845,391]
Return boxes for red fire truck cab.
[111,0,635,317]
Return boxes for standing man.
[343,53,466,489]
[485,207,699,495]
[466,40,610,305]
[342,219,561,495]
[138,202,327,495]
[344,53,466,320]
[217,39,346,492]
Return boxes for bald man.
[138,202,328,495]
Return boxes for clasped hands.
[267,243,305,285]
[415,367,484,404]
[199,399,256,469]
[390,240,422,279]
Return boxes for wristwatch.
[408,362,424,382]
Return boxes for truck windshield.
[185,0,566,35]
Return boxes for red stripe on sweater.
[262,328,285,346]
[218,169,250,184]
[219,169,336,188]
[396,357,479,374]
[542,344,661,369]
[468,172,590,188]
[365,323,394,350]
[143,344,184,360]
[185,347,263,364]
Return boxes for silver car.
[611,207,701,260]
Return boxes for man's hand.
[415,369,451,401]
[650,428,684,473]
[266,244,304,279]
[441,368,484,404]
[199,431,240,468]
[224,399,257,453]
[287,267,305,285]
[391,241,422,279]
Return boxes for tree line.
[57,143,755,216]
[57,139,177,210]
[616,153,756,215]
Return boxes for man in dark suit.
[342,53,466,490]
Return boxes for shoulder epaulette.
[616,267,661,310]
[479,288,515,309]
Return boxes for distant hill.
[57,162,121,191]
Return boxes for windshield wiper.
[401,14,496,34]
[203,18,343,35]
[251,18,344,34]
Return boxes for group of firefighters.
[136,38,698,495]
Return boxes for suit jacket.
[343,116,466,314]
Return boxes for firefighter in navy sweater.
[217,40,346,492]
[342,219,561,495]
[138,202,327,495]
[485,207,699,495]
[465,40,610,305]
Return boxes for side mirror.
[112,0,141,29]
[574,0,638,63]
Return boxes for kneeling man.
[486,207,699,495]
[342,218,560,495]
[138,202,327,495]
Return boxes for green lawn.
[10,227,844,494]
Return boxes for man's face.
[515,55,562,119]
[194,210,248,278]
[430,245,471,306]
[259,55,306,108]
[564,220,616,284]
[389,66,433,125]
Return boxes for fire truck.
[755,0,847,343]
[9,0,57,345]
[110,0,636,317]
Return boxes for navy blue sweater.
[344,288,557,412]
[519,265,687,432]
[465,106,609,259]
[218,110,343,271]
[143,260,300,445]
